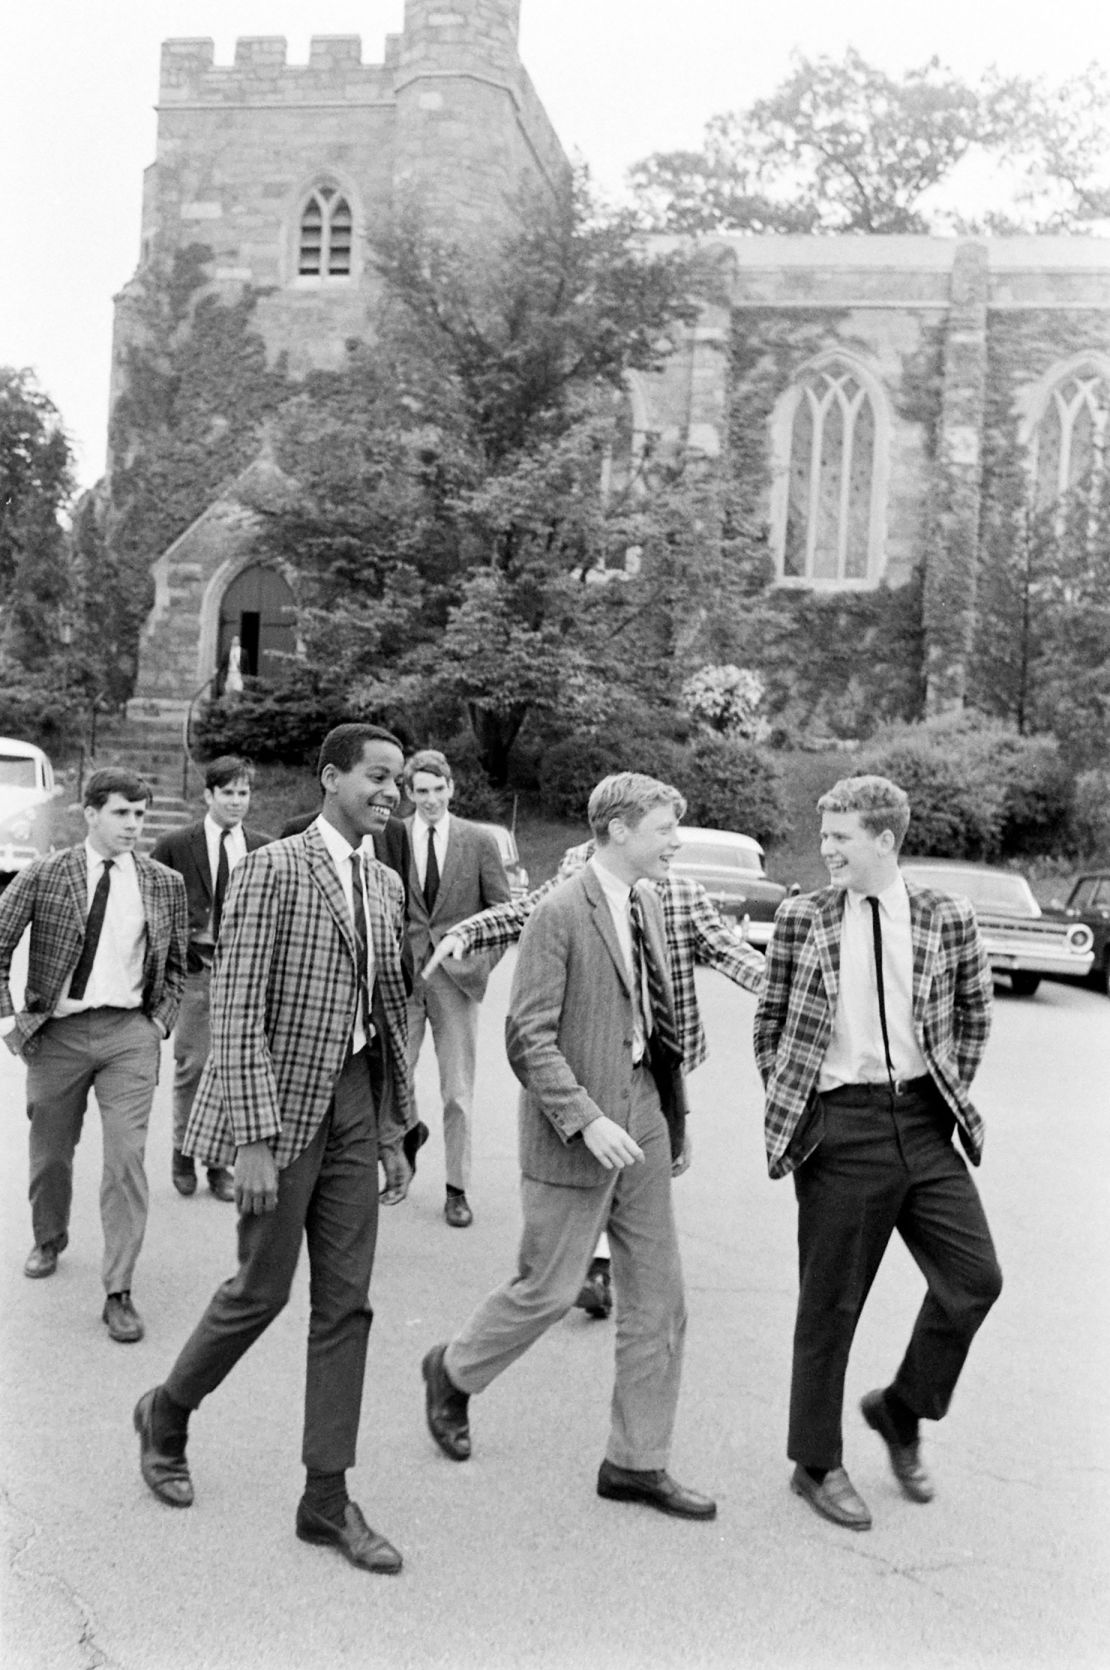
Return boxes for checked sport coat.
[455,840,765,1073]
[753,878,993,1180]
[0,845,188,1056]
[183,822,413,1172]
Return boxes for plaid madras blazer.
[754,879,993,1180]
[183,823,413,1171]
[0,845,188,1056]
[454,840,764,1072]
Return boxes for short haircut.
[83,768,152,811]
[316,723,404,781]
[587,772,687,843]
[403,748,453,788]
[204,755,253,792]
[818,774,911,848]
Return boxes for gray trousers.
[27,1008,161,1293]
[445,1067,687,1471]
[406,967,480,1192]
[171,967,211,1153]
[164,1048,379,1475]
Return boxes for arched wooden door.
[216,565,296,690]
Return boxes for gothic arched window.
[776,360,884,585]
[297,186,353,280]
[1031,365,1109,507]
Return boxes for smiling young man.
[754,775,1001,1531]
[0,769,188,1342]
[422,772,717,1521]
[135,725,417,1574]
[151,756,271,1202]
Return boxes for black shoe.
[422,1343,471,1461]
[790,1464,872,1530]
[402,1121,429,1177]
[206,1167,235,1202]
[444,1192,473,1228]
[134,1387,193,1508]
[295,1500,402,1575]
[860,1389,935,1503]
[24,1232,68,1279]
[103,1291,144,1343]
[575,1264,612,1319]
[172,1150,197,1197]
[597,1459,717,1520]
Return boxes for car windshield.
[905,868,1038,915]
[0,757,38,790]
[675,840,762,875]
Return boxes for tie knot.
[102,858,114,872]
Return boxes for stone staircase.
[91,717,204,852]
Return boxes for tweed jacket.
[753,879,993,1180]
[0,845,188,1057]
[149,820,271,971]
[505,865,686,1188]
[404,813,511,1000]
[456,841,764,1072]
[183,822,413,1171]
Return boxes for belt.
[820,1074,933,1103]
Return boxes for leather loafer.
[444,1192,473,1228]
[24,1232,68,1279]
[295,1500,402,1575]
[206,1167,235,1202]
[790,1465,871,1531]
[134,1387,193,1508]
[422,1343,471,1461]
[861,1389,935,1503]
[402,1120,429,1177]
[575,1265,612,1319]
[597,1459,717,1520]
[172,1151,197,1197]
[103,1291,144,1343]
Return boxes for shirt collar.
[590,852,632,907]
[84,839,135,877]
[204,812,238,842]
[846,871,909,919]
[315,815,360,868]
[416,811,449,840]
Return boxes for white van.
[0,738,61,886]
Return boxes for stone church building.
[111,0,1110,727]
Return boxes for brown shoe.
[597,1460,717,1520]
[172,1150,197,1197]
[575,1264,612,1319]
[134,1387,193,1508]
[861,1389,935,1503]
[206,1167,235,1202]
[295,1500,402,1575]
[103,1291,144,1343]
[24,1233,68,1279]
[790,1465,872,1530]
[444,1192,473,1228]
[422,1344,471,1461]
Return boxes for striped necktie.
[629,887,682,1062]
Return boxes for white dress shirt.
[819,873,928,1091]
[413,811,450,892]
[315,816,375,1055]
[56,843,146,1015]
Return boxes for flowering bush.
[681,664,770,742]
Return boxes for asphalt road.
[1,940,1108,1670]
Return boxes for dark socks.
[153,1386,191,1447]
[588,1256,610,1277]
[446,1184,465,1199]
[803,1466,828,1484]
[304,1469,349,1526]
[884,1389,920,1445]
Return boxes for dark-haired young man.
[0,769,188,1342]
[135,724,415,1575]
[755,774,1001,1532]
[151,756,271,1201]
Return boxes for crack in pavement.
[2,1487,119,1670]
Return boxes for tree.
[0,368,75,676]
[630,51,1110,237]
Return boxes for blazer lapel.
[305,826,359,964]
[581,866,633,996]
[63,846,88,924]
[813,888,844,1010]
[907,882,941,1019]
[428,816,458,919]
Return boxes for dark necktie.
[69,859,114,1000]
[629,887,682,1062]
[423,826,440,914]
[212,829,231,940]
[350,852,371,1033]
[866,896,896,1087]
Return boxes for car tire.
[1090,953,1110,997]
[1010,972,1041,997]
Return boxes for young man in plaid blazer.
[135,725,416,1575]
[754,775,1002,1532]
[0,768,188,1343]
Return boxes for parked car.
[1041,870,1110,995]
[0,738,61,888]
[900,859,1095,997]
[668,826,788,948]
[474,822,530,903]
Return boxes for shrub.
[193,676,377,766]
[676,736,791,846]
[433,731,509,823]
[537,728,686,822]
[0,684,84,757]
[1072,769,1110,861]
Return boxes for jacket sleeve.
[688,884,766,995]
[504,901,605,1142]
[151,871,190,1032]
[951,901,993,1087]
[0,864,38,1022]
[753,899,798,1085]
[456,874,562,954]
[476,828,513,909]
[208,853,285,1148]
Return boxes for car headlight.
[1067,923,1094,953]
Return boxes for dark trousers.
[165,1048,379,1475]
[788,1079,1002,1471]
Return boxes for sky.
[1,0,1105,488]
